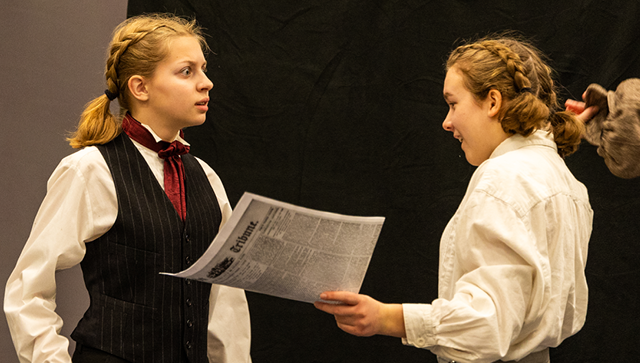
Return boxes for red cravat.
[122,113,189,221]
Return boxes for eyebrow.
[443,92,453,101]
[177,59,207,68]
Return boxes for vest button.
[187,319,193,328]
[186,298,192,307]
[185,341,192,349]
[186,256,192,265]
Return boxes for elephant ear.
[581,83,609,147]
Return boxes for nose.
[199,73,214,92]
[442,114,453,132]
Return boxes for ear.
[127,75,149,102]
[486,89,502,118]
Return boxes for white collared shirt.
[4,127,252,363]
[403,130,592,363]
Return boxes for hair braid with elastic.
[106,25,161,108]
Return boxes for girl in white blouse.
[315,35,592,363]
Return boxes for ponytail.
[67,94,121,149]
[549,110,585,158]
[500,92,547,137]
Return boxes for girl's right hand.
[565,97,599,123]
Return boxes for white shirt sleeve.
[4,147,117,363]
[402,133,591,363]
[404,190,542,363]
[196,158,252,363]
[403,191,590,362]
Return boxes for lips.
[195,98,210,112]
[195,98,209,113]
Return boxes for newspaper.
[162,192,385,303]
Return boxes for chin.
[465,155,482,166]
[191,117,208,127]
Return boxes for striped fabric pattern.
[71,133,222,363]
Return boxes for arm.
[4,149,116,363]
[207,286,252,363]
[403,192,548,363]
[316,188,555,363]
[197,159,252,363]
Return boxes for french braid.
[481,41,532,91]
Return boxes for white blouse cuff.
[402,303,435,349]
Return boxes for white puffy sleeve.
[4,147,116,363]
[196,158,252,363]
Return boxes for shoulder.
[193,156,230,206]
[55,146,106,174]
[49,146,111,190]
[193,156,223,184]
[469,146,588,215]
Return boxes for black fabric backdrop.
[128,1,640,362]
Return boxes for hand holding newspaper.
[163,192,385,303]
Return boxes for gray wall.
[1,2,128,360]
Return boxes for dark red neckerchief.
[122,113,189,221]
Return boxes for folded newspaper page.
[163,192,385,303]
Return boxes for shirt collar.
[489,129,557,160]
[139,122,190,146]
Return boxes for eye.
[180,67,192,76]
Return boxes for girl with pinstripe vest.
[5,14,251,363]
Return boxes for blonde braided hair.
[68,14,208,148]
[446,35,584,157]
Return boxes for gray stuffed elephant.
[583,78,640,179]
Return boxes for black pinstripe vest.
[71,133,222,363]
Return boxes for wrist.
[378,303,406,338]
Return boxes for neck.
[128,111,180,142]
